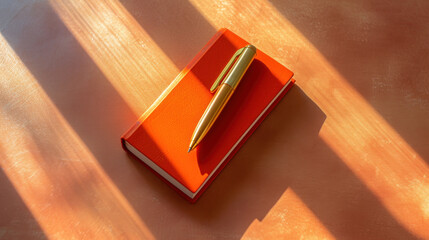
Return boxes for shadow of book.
[134,84,418,239]
[2,0,416,237]
[130,85,321,238]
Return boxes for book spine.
[120,121,141,151]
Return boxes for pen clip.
[210,47,245,93]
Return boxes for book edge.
[122,144,196,202]
[120,28,296,202]
[124,141,195,198]
[123,78,295,202]
[121,121,141,151]
[191,77,295,197]
[192,77,295,201]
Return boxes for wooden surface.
[1,0,428,239]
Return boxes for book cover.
[121,28,295,202]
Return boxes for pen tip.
[187,147,192,153]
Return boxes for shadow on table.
[268,0,429,164]
[0,173,46,239]
[0,146,46,239]
[131,85,418,239]
[1,0,419,239]
[119,0,217,69]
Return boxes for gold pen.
[188,44,257,152]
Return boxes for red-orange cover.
[121,28,295,202]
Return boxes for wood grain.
[0,0,428,239]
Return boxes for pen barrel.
[223,45,256,89]
[190,84,234,147]
[189,45,257,150]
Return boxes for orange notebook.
[121,28,295,202]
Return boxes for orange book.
[121,28,295,202]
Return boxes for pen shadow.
[196,59,271,171]
[186,34,238,91]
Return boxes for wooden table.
[1,0,428,239]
